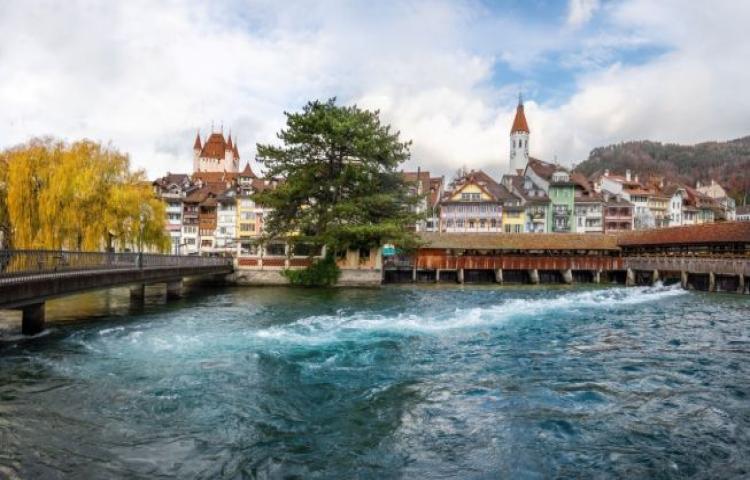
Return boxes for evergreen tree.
[254,99,422,255]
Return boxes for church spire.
[510,93,529,134]
[509,92,530,173]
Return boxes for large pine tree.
[254,99,421,254]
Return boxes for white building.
[215,189,238,253]
[663,184,687,226]
[152,173,191,254]
[697,179,736,221]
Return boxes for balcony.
[552,205,571,216]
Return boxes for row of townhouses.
[405,98,737,234]
[154,102,741,255]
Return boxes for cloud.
[566,0,600,28]
[1,0,749,182]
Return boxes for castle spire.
[193,130,202,150]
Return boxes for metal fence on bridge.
[0,250,231,284]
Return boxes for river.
[1,284,749,479]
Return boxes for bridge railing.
[0,250,231,283]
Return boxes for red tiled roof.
[403,170,431,197]
[527,157,558,181]
[420,232,620,251]
[240,162,257,178]
[200,133,230,159]
[510,102,529,133]
[617,222,750,246]
[429,177,443,207]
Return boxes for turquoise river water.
[0,284,749,479]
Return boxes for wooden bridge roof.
[617,222,750,246]
[418,232,620,251]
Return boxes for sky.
[2,0,749,180]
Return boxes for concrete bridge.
[0,250,233,334]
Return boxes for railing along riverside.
[0,250,230,284]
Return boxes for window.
[266,243,286,256]
[358,247,370,261]
[240,224,255,232]
[504,224,511,233]
[514,224,522,233]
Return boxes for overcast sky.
[2,0,749,180]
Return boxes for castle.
[192,130,240,173]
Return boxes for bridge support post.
[494,268,503,284]
[435,269,440,283]
[739,274,745,294]
[458,268,464,284]
[709,272,716,292]
[626,268,635,287]
[561,269,573,285]
[652,269,660,286]
[166,280,183,299]
[412,267,417,283]
[528,269,539,285]
[21,302,45,335]
[130,284,146,302]
[593,270,601,284]
[681,271,688,289]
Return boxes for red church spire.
[510,93,529,134]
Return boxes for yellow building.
[502,205,525,233]
[439,170,509,233]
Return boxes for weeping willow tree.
[0,137,169,252]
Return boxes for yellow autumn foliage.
[0,138,169,252]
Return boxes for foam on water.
[255,284,686,343]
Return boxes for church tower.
[509,94,530,174]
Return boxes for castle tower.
[192,127,240,173]
[509,94,530,174]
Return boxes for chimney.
[604,169,609,177]
[625,169,631,182]
[696,180,702,188]
[634,174,639,183]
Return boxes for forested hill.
[573,136,750,202]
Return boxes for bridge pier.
[709,272,716,292]
[458,268,464,284]
[626,268,635,287]
[166,280,183,299]
[130,284,146,303]
[435,269,440,283]
[494,268,503,284]
[681,271,688,289]
[593,270,601,284]
[652,269,660,285]
[412,267,417,283]
[528,269,539,285]
[739,274,746,294]
[561,269,573,285]
[22,302,45,335]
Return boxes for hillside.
[573,136,750,204]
